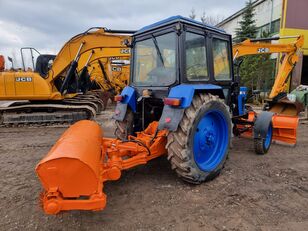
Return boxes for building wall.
[218,0,308,88]
[280,0,308,55]
[280,0,308,86]
[218,0,283,39]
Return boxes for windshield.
[132,32,176,86]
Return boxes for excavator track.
[63,93,106,113]
[0,92,108,127]
[0,103,96,127]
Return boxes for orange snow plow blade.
[272,114,299,145]
[239,112,298,145]
[36,120,167,214]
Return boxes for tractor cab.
[131,15,234,96]
[115,16,237,133]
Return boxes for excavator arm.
[232,35,304,100]
[47,28,131,81]
[47,28,133,95]
[0,28,133,101]
[232,35,304,146]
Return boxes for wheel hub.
[199,128,215,151]
[193,110,229,172]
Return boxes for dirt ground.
[0,109,307,231]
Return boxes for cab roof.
[135,15,226,36]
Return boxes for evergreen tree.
[234,0,257,43]
[234,1,274,102]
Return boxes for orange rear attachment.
[236,112,299,145]
[36,120,167,214]
[272,114,299,145]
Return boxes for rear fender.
[240,112,298,145]
[158,84,224,131]
[253,111,274,139]
[113,86,136,121]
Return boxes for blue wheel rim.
[193,110,229,172]
[264,124,272,149]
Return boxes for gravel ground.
[0,109,307,230]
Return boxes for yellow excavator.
[83,54,130,108]
[88,58,129,94]
[0,27,133,125]
[232,35,304,116]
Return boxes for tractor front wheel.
[167,94,231,184]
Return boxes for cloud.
[0,0,246,68]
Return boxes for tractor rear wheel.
[114,109,134,140]
[167,93,231,184]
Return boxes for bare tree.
[188,9,224,26]
[189,8,196,20]
[200,11,224,26]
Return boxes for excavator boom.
[233,35,304,101]
[232,35,304,145]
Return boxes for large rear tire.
[167,94,231,184]
[114,109,134,140]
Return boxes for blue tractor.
[113,16,274,183]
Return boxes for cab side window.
[185,32,208,81]
[213,38,231,80]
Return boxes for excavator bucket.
[36,120,106,214]
[269,99,303,117]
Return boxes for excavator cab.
[20,47,56,77]
[35,54,56,78]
